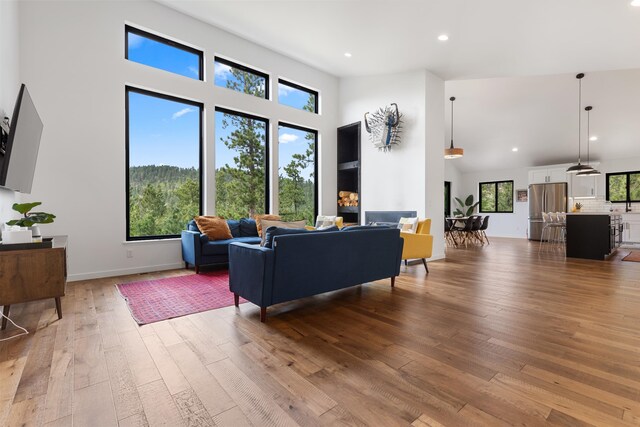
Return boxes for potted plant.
[453,195,480,217]
[6,202,56,237]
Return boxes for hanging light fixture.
[577,106,601,177]
[444,96,464,159]
[567,73,594,173]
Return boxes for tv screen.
[0,84,43,193]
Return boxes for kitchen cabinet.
[571,174,597,198]
[528,166,568,184]
[622,214,640,243]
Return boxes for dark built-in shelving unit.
[337,122,361,225]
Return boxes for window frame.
[278,79,319,113]
[214,106,271,215]
[125,86,204,241]
[479,180,514,213]
[125,25,204,81]
[214,56,270,100]
[606,171,640,203]
[278,121,319,221]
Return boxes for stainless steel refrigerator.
[528,182,568,241]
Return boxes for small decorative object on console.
[364,103,403,152]
[4,202,55,243]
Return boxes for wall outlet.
[126,249,133,258]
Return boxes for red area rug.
[622,251,640,263]
[116,270,245,325]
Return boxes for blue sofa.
[181,218,261,273]
[229,227,404,322]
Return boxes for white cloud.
[215,63,232,78]
[172,108,195,120]
[279,133,299,144]
[188,66,199,78]
[278,85,294,97]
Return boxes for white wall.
[0,0,21,226]
[19,0,339,280]
[460,167,529,239]
[339,70,445,260]
[445,161,463,208]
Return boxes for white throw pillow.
[398,217,419,233]
[314,215,337,230]
[259,219,307,246]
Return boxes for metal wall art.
[364,103,403,152]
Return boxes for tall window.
[607,171,640,203]
[278,123,317,224]
[215,108,269,218]
[125,26,203,80]
[278,79,318,113]
[480,180,513,213]
[126,87,202,240]
[214,57,269,99]
[444,181,451,217]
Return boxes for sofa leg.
[234,293,239,307]
[260,307,267,323]
[404,259,408,266]
[422,258,429,273]
[185,262,189,270]
[391,276,395,288]
[195,265,200,274]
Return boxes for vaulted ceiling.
[156,0,640,172]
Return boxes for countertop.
[566,212,624,216]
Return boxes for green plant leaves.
[465,195,474,206]
[12,202,42,214]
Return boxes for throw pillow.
[398,217,419,233]
[254,214,282,237]
[315,215,337,230]
[239,218,258,237]
[194,216,233,240]
[259,219,306,245]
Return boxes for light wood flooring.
[2,238,640,426]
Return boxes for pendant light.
[444,96,463,159]
[577,106,601,177]
[566,73,594,174]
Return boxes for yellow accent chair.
[400,219,433,273]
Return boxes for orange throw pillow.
[194,216,232,240]
[254,214,281,237]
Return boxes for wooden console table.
[0,235,67,330]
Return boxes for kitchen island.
[566,213,622,260]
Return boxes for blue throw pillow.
[187,219,199,232]
[264,225,338,249]
[226,219,241,238]
[239,218,258,237]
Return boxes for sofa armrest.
[400,232,433,260]
[229,242,274,308]
[181,230,201,265]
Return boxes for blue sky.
[128,91,200,169]
[128,32,200,79]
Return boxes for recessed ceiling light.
[512,147,519,152]
[590,136,598,141]
[344,52,352,58]
[437,34,449,41]
[631,0,640,7]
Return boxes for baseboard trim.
[427,253,445,261]
[67,262,185,282]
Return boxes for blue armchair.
[182,218,261,273]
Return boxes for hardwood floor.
[2,238,640,426]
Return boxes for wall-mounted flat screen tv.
[0,84,43,193]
